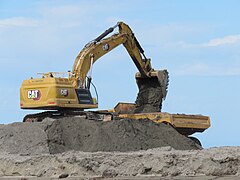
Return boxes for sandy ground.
[0,175,240,180]
[0,146,240,178]
[0,116,238,179]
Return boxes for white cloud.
[133,23,212,47]
[203,34,240,47]
[176,63,211,76]
[0,5,93,30]
[0,17,39,28]
[168,34,240,49]
[41,5,87,19]
[176,63,240,76]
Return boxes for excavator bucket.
[135,70,169,113]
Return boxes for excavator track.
[23,110,113,122]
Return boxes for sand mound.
[47,117,200,154]
[0,147,240,178]
[0,122,50,155]
[0,117,199,155]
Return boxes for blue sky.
[0,0,240,148]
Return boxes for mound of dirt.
[0,117,200,155]
[0,147,240,178]
[47,117,200,154]
[0,122,50,155]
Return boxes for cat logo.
[102,43,109,51]
[28,90,41,100]
[60,89,68,96]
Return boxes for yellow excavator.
[20,22,210,144]
[20,22,168,118]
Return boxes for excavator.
[20,22,168,118]
[20,22,210,145]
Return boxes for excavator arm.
[71,22,157,89]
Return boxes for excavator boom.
[71,22,167,88]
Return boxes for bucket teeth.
[161,70,169,100]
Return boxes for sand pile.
[0,117,199,155]
[0,146,240,178]
[47,117,199,153]
[0,122,50,155]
